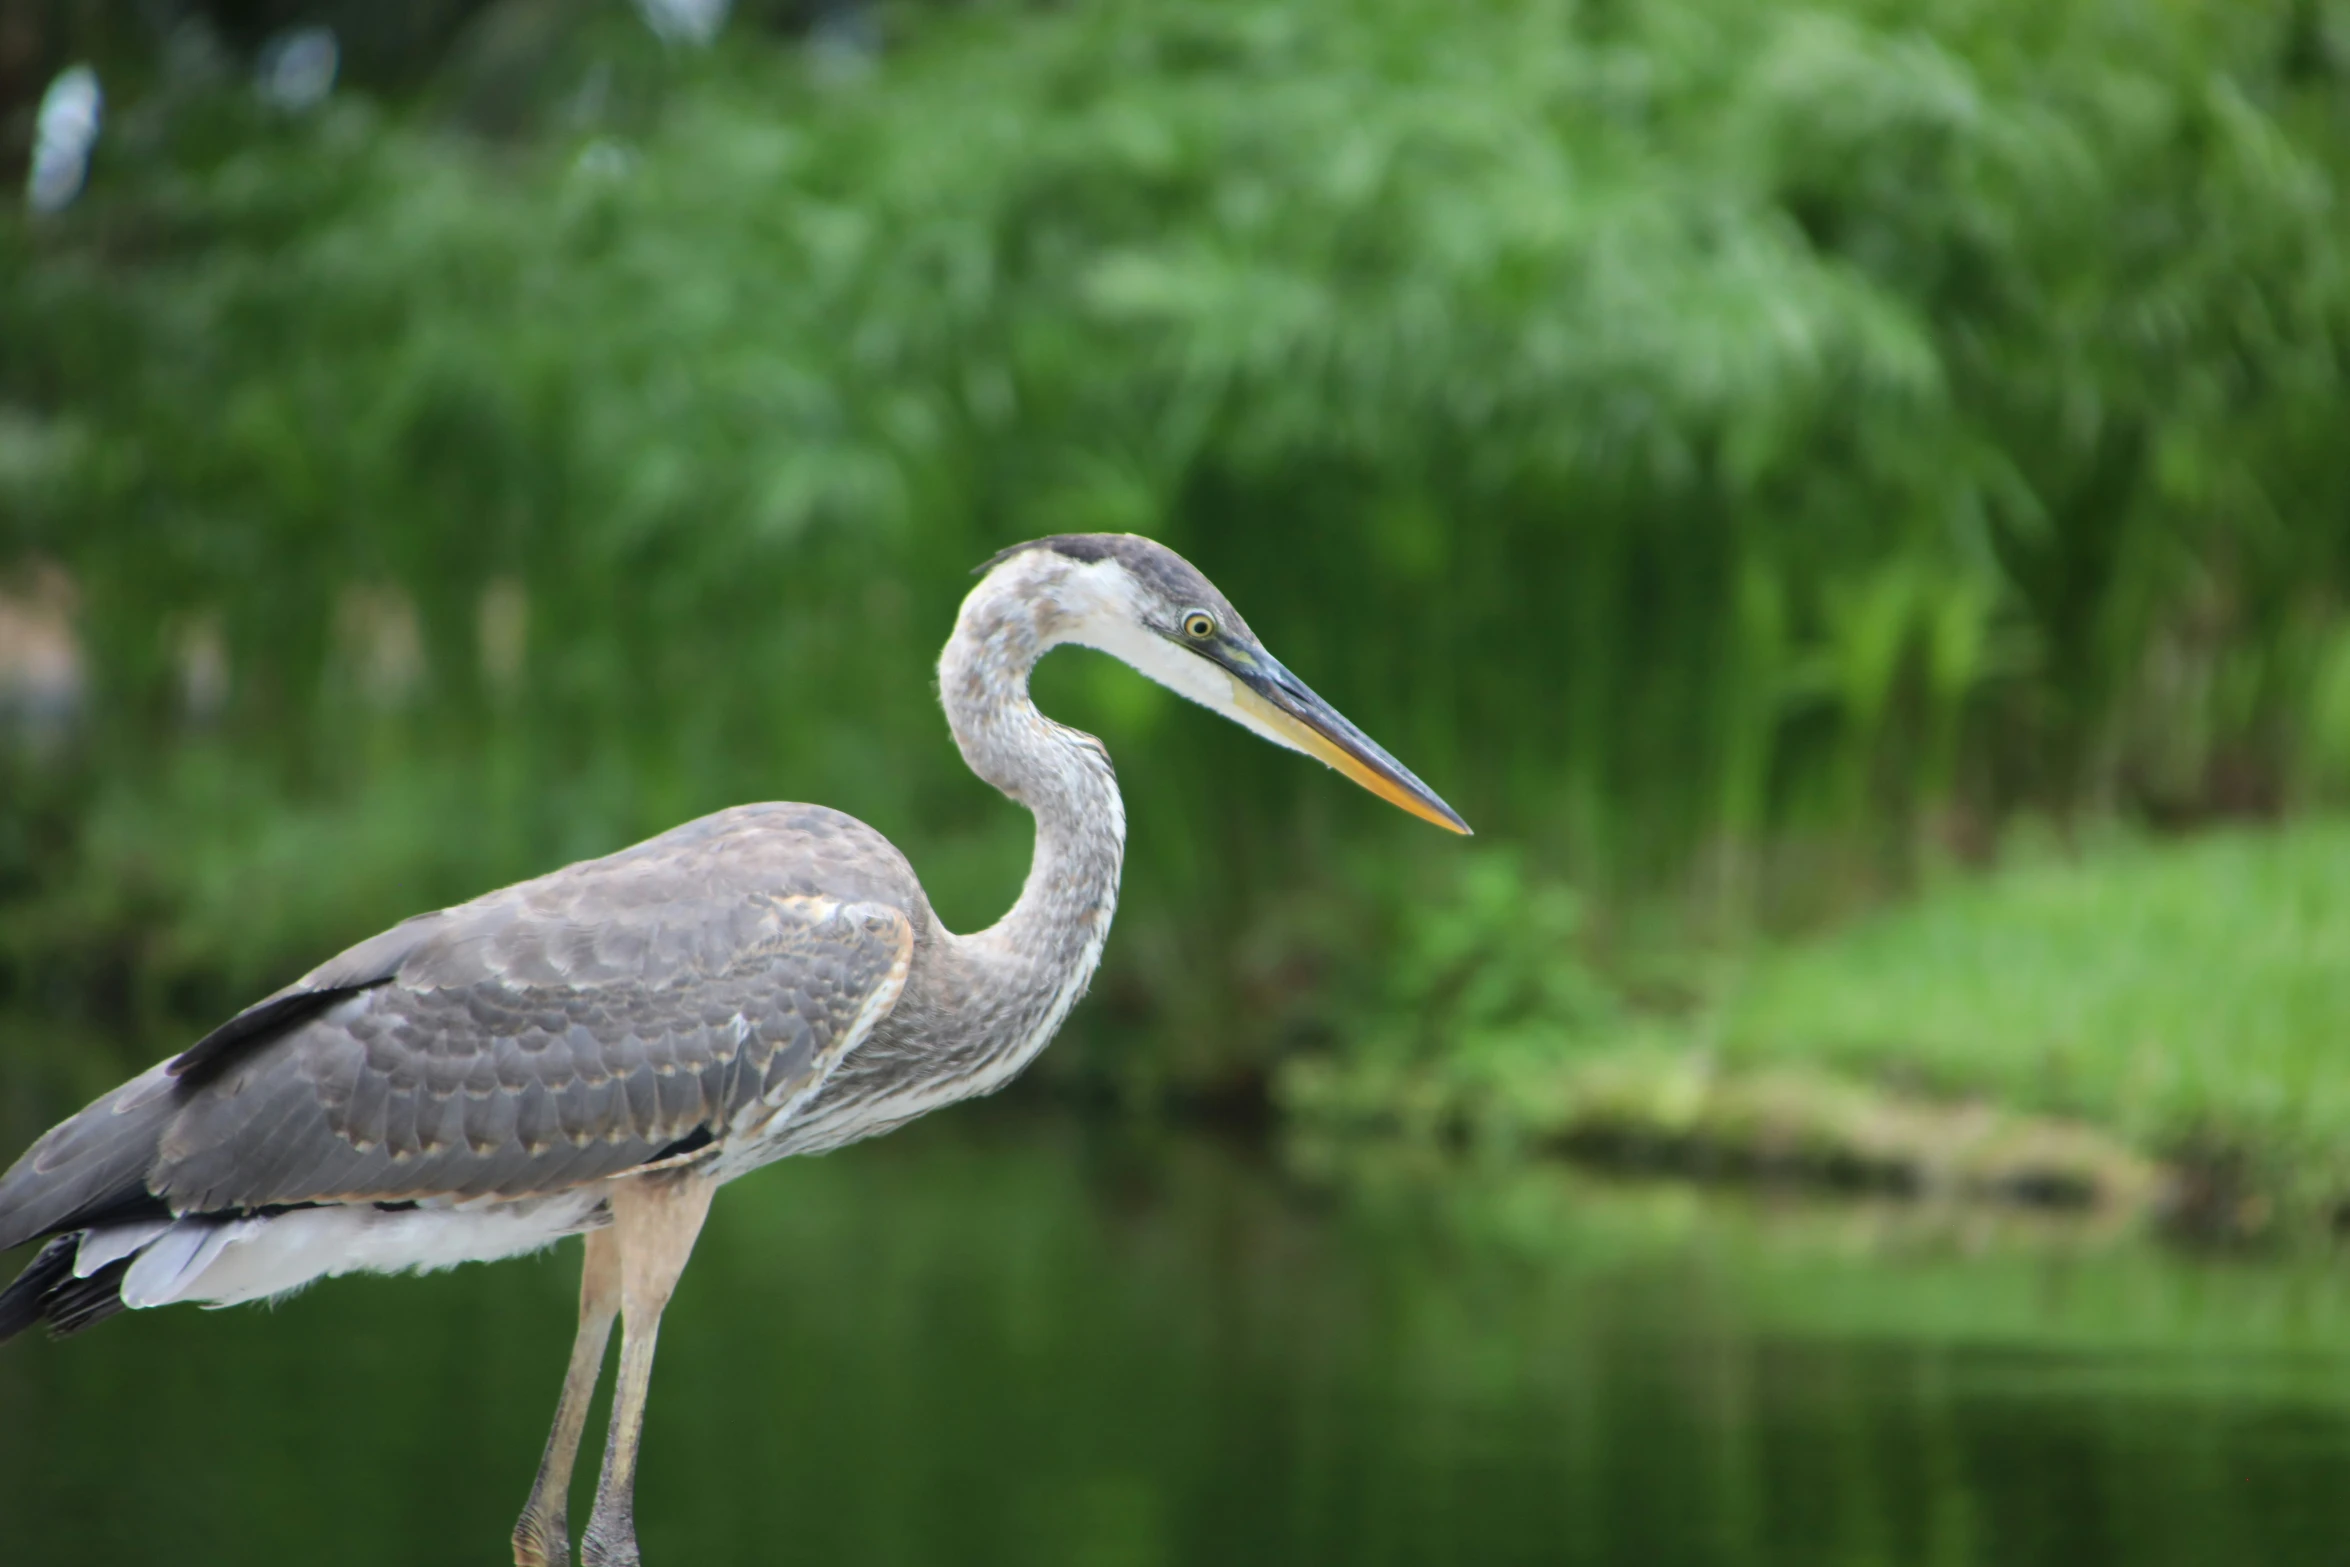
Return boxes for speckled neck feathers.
[938,550,1128,983]
[771,551,1133,1154]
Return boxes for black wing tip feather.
[45,1257,134,1337]
[0,1235,128,1344]
[169,981,386,1085]
[0,1236,74,1342]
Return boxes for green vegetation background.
[4,0,2350,1181]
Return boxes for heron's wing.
[0,805,922,1242]
[149,894,914,1211]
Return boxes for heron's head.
[973,533,1470,835]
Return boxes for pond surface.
[6,1095,2350,1567]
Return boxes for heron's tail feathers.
[0,1236,69,1341]
[0,1234,133,1343]
[0,1061,179,1257]
[0,1059,179,1343]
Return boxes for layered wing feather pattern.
[0,804,923,1248]
[153,891,911,1209]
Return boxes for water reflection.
[4,1098,2350,1566]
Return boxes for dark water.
[6,1103,2350,1567]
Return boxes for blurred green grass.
[1721,824,2350,1210]
[1286,824,2350,1224]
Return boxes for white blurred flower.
[257,27,339,112]
[26,65,102,216]
[634,0,731,47]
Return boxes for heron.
[0,534,1467,1565]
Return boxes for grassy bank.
[1282,823,2350,1233]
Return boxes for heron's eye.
[1183,611,1217,640]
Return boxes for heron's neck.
[937,573,1126,1011]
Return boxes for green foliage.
[1280,844,2159,1217]
[1721,820,2350,1212]
[1362,851,1621,1065]
[1279,848,1630,1135]
[1293,823,2350,1221]
[3,0,2350,1087]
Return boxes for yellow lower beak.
[1231,681,1471,835]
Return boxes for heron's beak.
[1228,654,1472,835]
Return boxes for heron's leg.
[580,1171,717,1567]
[513,1225,622,1567]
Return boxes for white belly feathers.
[74,1189,607,1311]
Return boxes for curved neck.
[936,557,1127,995]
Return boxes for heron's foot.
[513,1508,571,1567]
[580,1505,640,1567]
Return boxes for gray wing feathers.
[0,1065,183,1249]
[0,804,921,1244]
[155,893,913,1209]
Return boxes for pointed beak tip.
[1227,661,1472,839]
[1382,784,1471,836]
